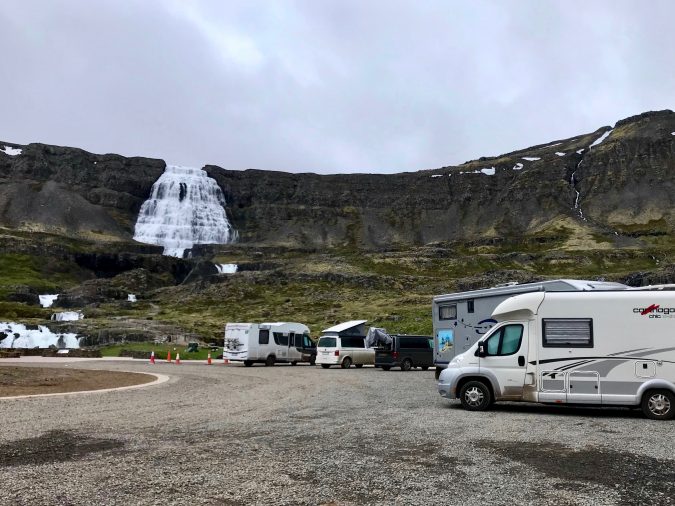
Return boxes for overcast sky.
[1,1,673,173]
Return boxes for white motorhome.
[438,289,675,420]
[223,322,311,367]
[316,320,375,369]
[432,279,627,378]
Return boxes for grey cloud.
[0,0,673,174]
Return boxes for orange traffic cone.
[150,351,155,365]
[166,350,171,363]
[222,355,230,365]
[207,352,212,365]
[175,353,181,365]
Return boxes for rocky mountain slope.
[2,110,674,248]
[1,110,674,344]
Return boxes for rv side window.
[439,304,457,320]
[467,300,475,313]
[543,319,593,348]
[259,329,269,345]
[273,332,289,346]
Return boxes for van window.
[303,334,315,348]
[341,336,365,348]
[484,325,523,356]
[400,337,430,349]
[318,337,336,348]
[259,329,269,345]
[543,319,593,348]
[439,304,457,320]
[467,300,475,313]
[273,332,289,346]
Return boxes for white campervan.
[223,322,311,367]
[438,289,675,420]
[316,320,375,369]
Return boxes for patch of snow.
[0,322,80,349]
[590,129,613,148]
[39,294,59,308]
[1,145,22,156]
[51,311,84,321]
[512,163,524,171]
[672,132,675,135]
[576,149,585,154]
[555,152,566,157]
[216,263,238,274]
[543,142,562,148]
[522,157,541,161]
[128,294,137,302]
[481,167,496,176]
[430,174,443,178]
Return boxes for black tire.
[309,356,316,366]
[641,389,675,420]
[243,360,253,367]
[401,358,412,372]
[341,357,352,369]
[320,364,330,369]
[265,355,275,367]
[381,366,391,371]
[421,366,429,371]
[355,364,363,368]
[459,381,492,411]
[435,367,443,380]
[291,361,297,366]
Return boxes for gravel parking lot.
[1,360,674,505]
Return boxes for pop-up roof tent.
[321,320,368,337]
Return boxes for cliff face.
[0,143,165,240]
[207,110,675,247]
[1,110,674,248]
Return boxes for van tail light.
[334,350,340,356]
[392,351,399,360]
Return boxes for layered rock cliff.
[1,110,674,249]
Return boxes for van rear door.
[478,323,528,400]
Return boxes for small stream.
[0,322,81,349]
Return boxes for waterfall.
[216,263,238,274]
[133,165,237,258]
[0,322,81,349]
[51,311,84,321]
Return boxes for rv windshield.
[318,337,337,348]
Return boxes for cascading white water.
[216,263,238,274]
[0,322,80,349]
[133,165,237,258]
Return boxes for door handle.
[518,356,525,367]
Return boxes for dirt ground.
[0,366,155,396]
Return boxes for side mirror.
[477,342,486,358]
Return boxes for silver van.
[315,320,375,369]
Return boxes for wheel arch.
[456,375,496,400]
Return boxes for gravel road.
[0,360,674,505]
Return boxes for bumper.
[437,368,461,399]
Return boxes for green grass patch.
[100,342,221,360]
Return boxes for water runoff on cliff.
[134,165,237,258]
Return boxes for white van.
[223,322,311,366]
[316,320,375,369]
[438,289,675,420]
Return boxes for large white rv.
[437,289,675,420]
[223,322,311,366]
[432,279,627,378]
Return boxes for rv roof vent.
[492,281,519,288]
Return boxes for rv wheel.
[265,356,276,367]
[354,364,363,368]
[291,361,297,366]
[401,359,413,372]
[341,357,352,369]
[381,366,391,371]
[459,381,492,411]
[641,389,675,420]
